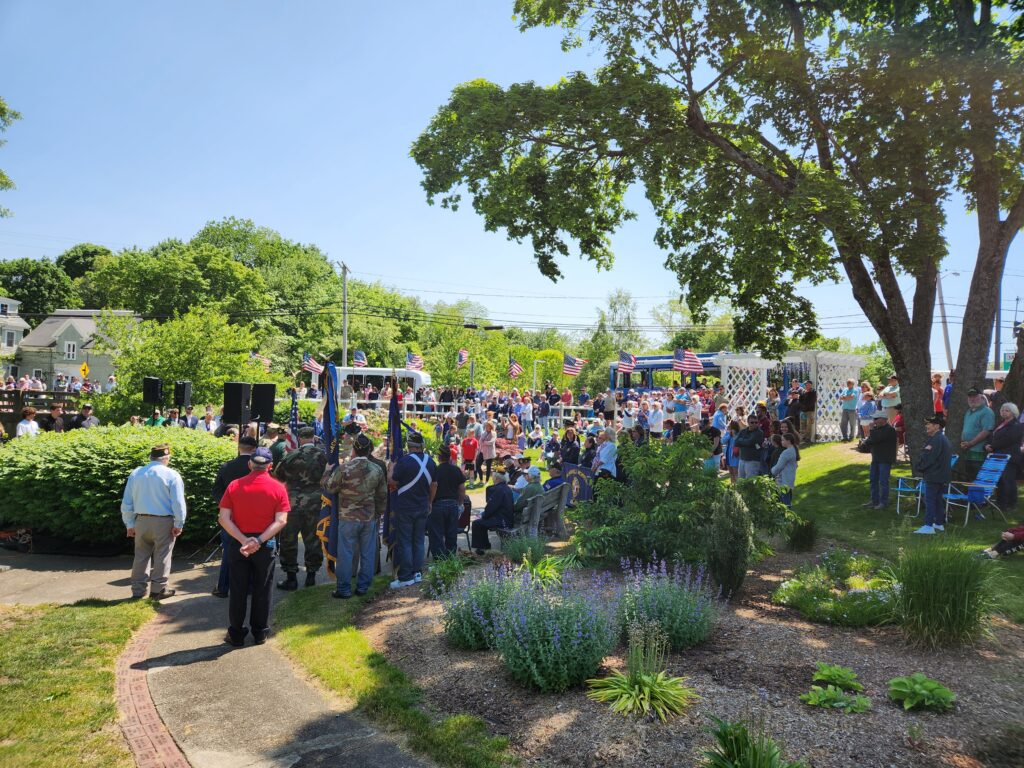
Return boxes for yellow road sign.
[79,362,90,379]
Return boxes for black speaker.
[250,383,277,422]
[142,376,163,405]
[223,382,251,426]
[173,381,192,408]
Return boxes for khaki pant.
[131,515,175,597]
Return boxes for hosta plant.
[887,673,956,712]
[811,662,864,693]
[799,685,872,713]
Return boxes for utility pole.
[340,261,349,368]
[469,358,475,388]
[533,360,543,391]
[936,272,954,370]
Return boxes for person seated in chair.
[543,462,564,492]
[513,465,544,522]
[980,523,1024,559]
[471,470,514,554]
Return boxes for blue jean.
[538,415,549,432]
[395,507,428,582]
[427,498,461,559]
[522,418,533,432]
[870,461,892,506]
[336,518,378,596]
[922,481,946,527]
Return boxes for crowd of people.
[4,373,116,393]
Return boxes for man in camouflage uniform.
[273,426,327,590]
[322,433,387,599]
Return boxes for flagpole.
[470,358,475,388]
[341,261,349,368]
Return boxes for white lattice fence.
[813,353,865,443]
[717,354,773,416]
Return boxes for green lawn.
[796,442,1024,622]
[0,599,155,768]
[274,579,513,768]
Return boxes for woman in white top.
[16,406,41,438]
[593,427,618,478]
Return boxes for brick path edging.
[115,604,191,768]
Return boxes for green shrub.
[887,673,956,712]
[587,620,699,721]
[272,397,320,426]
[812,662,863,692]
[890,541,994,648]
[735,476,793,536]
[501,534,546,564]
[799,684,872,713]
[706,488,753,598]
[0,426,236,544]
[620,559,717,650]
[492,571,619,692]
[440,563,517,650]
[786,517,818,552]
[772,553,895,627]
[701,716,807,768]
[423,553,467,597]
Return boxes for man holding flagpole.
[388,430,436,589]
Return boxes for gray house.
[1,297,31,378]
[16,309,135,385]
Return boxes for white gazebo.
[715,350,865,442]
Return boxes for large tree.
[413,1,1024,457]
[56,243,112,280]
[0,258,79,325]
[0,96,19,217]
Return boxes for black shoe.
[305,572,317,587]
[150,589,176,600]
[276,575,299,591]
[224,632,245,647]
[253,633,269,645]
[475,549,486,556]
[355,589,368,597]
[332,591,352,599]
[211,589,228,598]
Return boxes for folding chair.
[943,453,1010,527]
[895,455,958,517]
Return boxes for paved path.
[0,547,430,768]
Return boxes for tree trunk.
[881,333,933,465]
[1003,329,1024,409]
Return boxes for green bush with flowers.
[0,426,237,545]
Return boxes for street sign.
[1004,351,1016,371]
[79,361,90,379]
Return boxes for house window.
[32,369,42,379]
[3,331,14,348]
[8,365,17,378]
[0,303,7,316]
[64,342,77,360]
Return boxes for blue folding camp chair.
[943,453,1011,527]
[895,454,958,517]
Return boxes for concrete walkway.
[0,546,430,768]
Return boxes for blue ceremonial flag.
[315,362,341,576]
[383,382,404,550]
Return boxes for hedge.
[272,398,320,426]
[0,426,237,546]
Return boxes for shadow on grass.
[273,578,513,768]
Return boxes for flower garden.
[342,441,1024,768]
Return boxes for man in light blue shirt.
[712,404,729,432]
[121,443,187,599]
[839,378,859,442]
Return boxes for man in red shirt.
[219,447,290,646]
[461,432,478,486]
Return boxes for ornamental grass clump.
[587,619,698,721]
[440,562,517,650]
[501,534,546,564]
[890,541,994,648]
[701,715,807,768]
[619,558,718,650]
[493,570,619,693]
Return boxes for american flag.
[249,352,272,372]
[457,349,470,369]
[562,353,588,376]
[352,350,368,368]
[617,350,637,374]
[302,352,324,375]
[508,355,524,378]
[406,351,424,370]
[286,390,299,450]
[672,348,704,373]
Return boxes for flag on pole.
[457,349,470,369]
[383,379,404,555]
[286,389,300,450]
[508,355,524,378]
[617,350,637,374]
[250,352,272,372]
[406,351,424,370]
[315,363,341,576]
[672,348,704,373]
[302,352,324,375]
[562,353,588,376]
[352,350,368,368]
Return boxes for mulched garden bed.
[356,545,1024,767]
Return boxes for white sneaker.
[413,572,423,583]
[389,578,416,589]
[932,525,945,532]
[913,525,935,535]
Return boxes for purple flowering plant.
[619,557,718,650]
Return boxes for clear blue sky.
[1,1,1021,367]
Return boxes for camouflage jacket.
[274,444,327,491]
[322,456,387,522]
